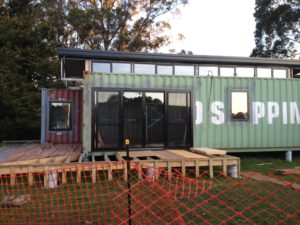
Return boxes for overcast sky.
[160,0,256,57]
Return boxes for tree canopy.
[251,0,300,58]
[0,0,187,141]
[67,0,187,51]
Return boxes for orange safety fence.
[0,162,299,224]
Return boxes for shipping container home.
[42,48,300,155]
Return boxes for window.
[49,102,72,131]
[92,62,111,73]
[174,65,194,76]
[220,67,235,77]
[231,91,249,120]
[157,65,173,75]
[199,66,218,76]
[134,64,155,74]
[64,59,85,78]
[112,63,131,73]
[257,68,271,78]
[236,67,254,77]
[293,68,300,78]
[273,69,287,78]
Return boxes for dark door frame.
[92,88,193,151]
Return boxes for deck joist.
[0,149,240,187]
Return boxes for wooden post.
[195,160,199,177]
[28,167,33,186]
[92,165,97,183]
[209,160,214,178]
[154,161,159,180]
[167,161,172,181]
[181,160,186,176]
[10,167,16,187]
[222,159,227,177]
[137,161,142,180]
[77,166,82,183]
[62,169,67,184]
[43,166,48,188]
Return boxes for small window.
[199,66,218,76]
[92,62,111,73]
[49,102,72,131]
[64,59,85,78]
[293,68,300,78]
[257,68,271,78]
[134,64,155,74]
[231,91,249,121]
[157,65,173,75]
[236,67,254,77]
[273,69,287,78]
[112,63,131,73]
[220,67,235,77]
[174,65,194,76]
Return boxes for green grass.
[232,152,300,172]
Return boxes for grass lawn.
[231,151,300,172]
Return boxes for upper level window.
[93,62,111,73]
[157,65,173,75]
[49,102,72,131]
[64,59,85,78]
[174,65,194,76]
[220,67,235,77]
[293,68,300,78]
[199,66,218,76]
[273,69,287,78]
[257,68,271,78]
[112,63,131,73]
[236,67,254,77]
[231,91,249,121]
[134,64,155,74]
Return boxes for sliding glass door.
[93,90,191,150]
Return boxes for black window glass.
[95,92,120,148]
[49,102,72,130]
[167,93,190,147]
[64,59,85,78]
[231,92,249,120]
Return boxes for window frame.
[229,90,250,122]
[272,67,288,78]
[198,65,219,76]
[49,101,73,131]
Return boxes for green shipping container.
[83,73,300,153]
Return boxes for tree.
[0,0,64,141]
[251,0,300,58]
[67,0,187,51]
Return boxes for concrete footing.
[285,151,292,162]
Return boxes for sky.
[160,0,256,57]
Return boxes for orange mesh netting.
[0,162,299,224]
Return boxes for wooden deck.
[0,146,240,187]
[0,144,82,165]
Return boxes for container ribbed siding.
[83,73,300,153]
[42,89,83,144]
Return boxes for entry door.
[123,92,165,148]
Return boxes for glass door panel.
[123,92,143,147]
[145,92,165,148]
[94,91,120,148]
[167,93,190,148]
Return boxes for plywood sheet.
[167,150,208,159]
[191,147,226,156]
[0,144,82,165]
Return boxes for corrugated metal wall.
[42,89,83,144]
[83,73,300,152]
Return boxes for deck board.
[0,144,82,165]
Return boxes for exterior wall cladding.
[41,89,83,144]
[83,73,300,153]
